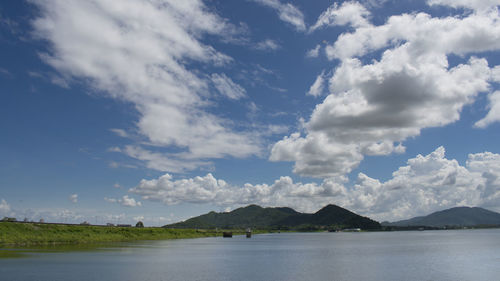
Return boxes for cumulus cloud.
[307,71,326,97]
[345,147,500,221]
[130,173,347,212]
[105,195,142,207]
[349,147,484,220]
[475,91,500,128]
[121,195,142,207]
[252,0,306,31]
[271,2,500,178]
[255,39,281,51]
[0,199,11,214]
[211,73,246,100]
[130,147,500,221]
[310,1,371,32]
[306,44,321,58]
[325,10,500,61]
[69,194,78,203]
[32,0,261,173]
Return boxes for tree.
[136,221,144,228]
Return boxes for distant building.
[80,221,91,226]
[39,218,45,223]
[117,224,132,227]
[106,223,115,227]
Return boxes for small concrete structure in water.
[222,232,233,238]
[246,228,252,238]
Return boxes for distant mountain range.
[165,204,381,230]
[384,207,500,227]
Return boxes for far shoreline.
[2,221,499,248]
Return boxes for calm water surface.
[1,229,500,281]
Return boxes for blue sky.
[1,0,500,225]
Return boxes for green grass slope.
[0,222,243,246]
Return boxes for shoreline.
[0,222,259,247]
[3,221,497,247]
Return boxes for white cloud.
[252,0,306,31]
[475,91,500,128]
[32,0,261,173]
[23,209,85,223]
[69,194,78,203]
[325,9,500,61]
[3,206,169,225]
[211,73,246,100]
[121,195,142,207]
[0,199,11,214]
[271,2,500,178]
[255,39,281,51]
[122,145,212,173]
[310,1,371,32]
[270,132,364,177]
[307,71,326,97]
[133,215,145,222]
[428,0,500,12]
[361,0,388,8]
[347,147,500,221]
[108,147,122,153]
[130,147,500,221]
[104,197,117,203]
[247,101,259,114]
[109,128,128,138]
[108,160,137,169]
[105,195,142,207]
[130,173,347,211]
[306,44,321,58]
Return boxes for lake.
[1,229,500,281]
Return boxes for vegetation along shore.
[0,222,262,246]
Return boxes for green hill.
[387,207,500,227]
[165,204,381,230]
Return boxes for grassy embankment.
[0,222,260,246]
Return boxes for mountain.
[387,207,500,227]
[165,204,381,230]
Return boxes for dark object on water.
[223,232,233,238]
[246,228,252,238]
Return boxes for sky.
[1,0,500,226]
